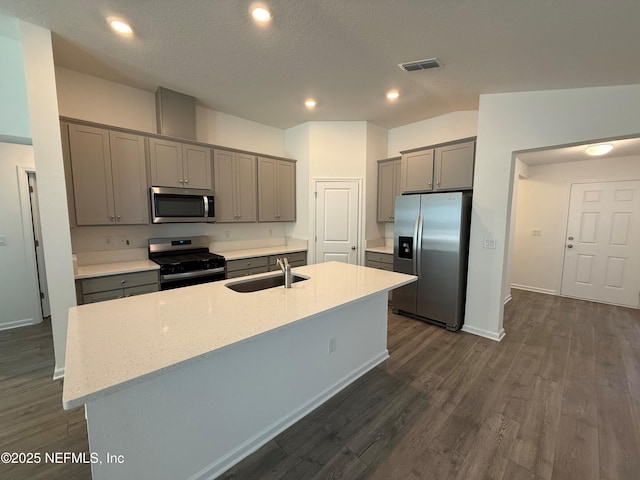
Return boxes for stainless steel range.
[148,236,226,290]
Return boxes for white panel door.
[315,181,360,264]
[561,180,640,307]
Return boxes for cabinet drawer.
[226,257,269,273]
[80,270,159,294]
[365,252,393,266]
[268,251,307,269]
[226,266,269,279]
[83,289,125,304]
[124,284,159,297]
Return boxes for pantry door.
[561,180,640,307]
[314,180,361,264]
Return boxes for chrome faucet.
[276,257,292,288]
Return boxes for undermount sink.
[225,273,309,293]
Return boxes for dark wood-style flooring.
[1,289,639,479]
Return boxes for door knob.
[351,246,356,250]
[568,236,574,240]
[567,244,573,248]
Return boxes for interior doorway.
[313,179,361,265]
[20,169,51,318]
[560,180,640,307]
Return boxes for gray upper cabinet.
[214,149,257,222]
[258,157,296,222]
[377,157,401,222]
[149,138,212,190]
[400,139,475,194]
[434,141,475,191]
[401,149,434,193]
[67,124,148,225]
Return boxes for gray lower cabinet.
[226,251,307,279]
[226,257,269,279]
[148,138,212,190]
[76,270,159,305]
[377,157,401,222]
[258,157,296,222]
[365,251,393,271]
[65,124,149,225]
[400,139,475,193]
[268,251,307,270]
[214,150,257,222]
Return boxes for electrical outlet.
[532,229,542,236]
[268,228,273,237]
[328,337,336,354]
[104,236,113,248]
[483,237,497,249]
[0,235,7,246]
[225,230,230,239]
[117,235,129,247]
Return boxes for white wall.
[55,67,156,133]
[196,107,285,157]
[20,21,76,376]
[503,159,528,302]
[511,155,640,295]
[365,123,388,241]
[0,18,31,143]
[0,143,41,329]
[466,85,640,341]
[387,110,478,156]
[284,123,310,241]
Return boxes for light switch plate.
[0,235,7,246]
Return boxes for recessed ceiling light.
[304,99,317,108]
[250,4,273,23]
[585,144,613,156]
[107,17,133,36]
[386,90,400,100]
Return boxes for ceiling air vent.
[398,58,442,72]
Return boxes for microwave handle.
[203,196,209,217]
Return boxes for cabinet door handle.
[436,181,440,186]
[120,280,127,284]
[110,215,115,222]
[427,182,431,186]
[117,215,121,221]
[179,179,184,184]
[185,179,189,184]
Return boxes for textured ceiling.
[2,0,640,129]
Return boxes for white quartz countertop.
[220,245,306,260]
[74,260,159,280]
[63,262,416,410]
[365,246,393,255]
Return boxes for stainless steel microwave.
[150,187,215,223]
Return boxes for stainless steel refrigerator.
[392,192,472,331]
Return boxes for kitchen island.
[63,261,415,480]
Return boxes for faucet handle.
[283,257,289,267]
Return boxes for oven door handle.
[161,267,225,281]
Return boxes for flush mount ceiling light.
[107,17,133,36]
[304,98,317,108]
[250,3,273,23]
[386,90,400,101]
[585,144,613,156]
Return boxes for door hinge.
[29,185,34,193]
[314,191,317,198]
[40,292,45,299]
[35,239,40,247]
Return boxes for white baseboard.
[462,324,505,342]
[53,365,65,380]
[511,284,558,296]
[188,351,390,480]
[0,317,41,331]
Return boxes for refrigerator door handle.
[413,214,423,276]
